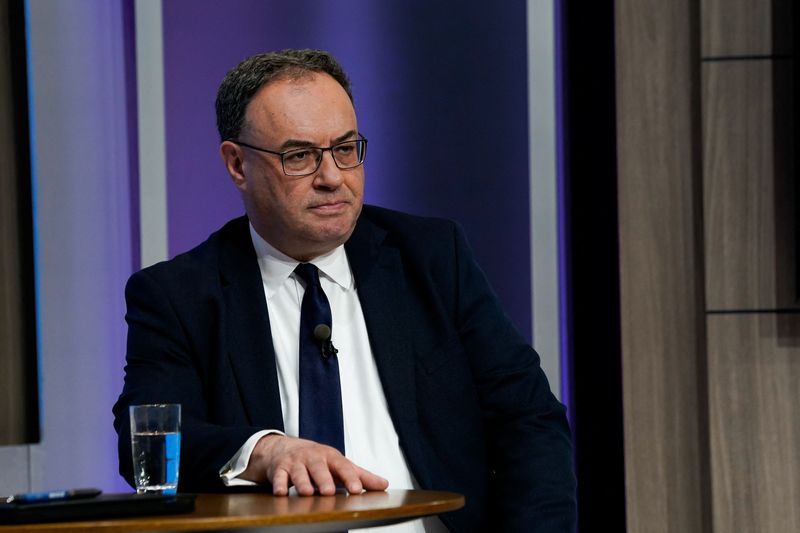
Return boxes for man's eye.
[334,144,354,155]
[286,150,310,161]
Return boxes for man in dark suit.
[114,49,576,532]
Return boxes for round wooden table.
[0,490,464,532]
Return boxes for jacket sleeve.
[113,268,266,492]
[450,222,577,532]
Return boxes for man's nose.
[313,150,344,188]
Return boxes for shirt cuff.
[218,429,285,486]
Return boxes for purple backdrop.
[162,0,532,339]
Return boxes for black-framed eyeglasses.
[230,134,368,177]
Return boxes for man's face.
[221,72,364,261]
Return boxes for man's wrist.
[219,429,284,486]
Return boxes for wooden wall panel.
[618,0,794,530]
[701,0,793,56]
[703,61,796,311]
[615,0,709,531]
[707,313,800,533]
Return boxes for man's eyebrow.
[333,130,358,144]
[278,138,314,151]
[278,130,357,151]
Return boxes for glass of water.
[129,404,181,495]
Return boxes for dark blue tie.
[295,263,345,455]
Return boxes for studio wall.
[0,0,559,495]
[0,0,136,494]
[158,0,534,340]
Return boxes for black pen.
[6,488,102,504]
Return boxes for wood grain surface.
[615,0,710,531]
[0,490,464,533]
[707,314,800,533]
[703,60,796,311]
[701,0,793,57]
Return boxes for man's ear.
[220,141,247,191]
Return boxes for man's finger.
[271,468,290,496]
[328,455,389,494]
[356,465,389,492]
[306,457,338,495]
[326,454,365,494]
[288,463,315,496]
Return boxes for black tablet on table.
[0,492,195,525]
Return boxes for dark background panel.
[560,0,626,530]
[0,0,39,445]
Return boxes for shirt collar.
[249,223,353,298]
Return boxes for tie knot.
[294,263,320,287]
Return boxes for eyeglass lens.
[283,140,366,175]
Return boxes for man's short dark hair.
[215,49,353,142]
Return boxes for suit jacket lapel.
[218,217,285,431]
[214,215,431,485]
[345,216,432,488]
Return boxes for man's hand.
[240,434,389,496]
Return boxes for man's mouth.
[308,200,349,213]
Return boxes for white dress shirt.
[219,224,447,533]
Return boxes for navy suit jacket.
[113,205,576,532]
